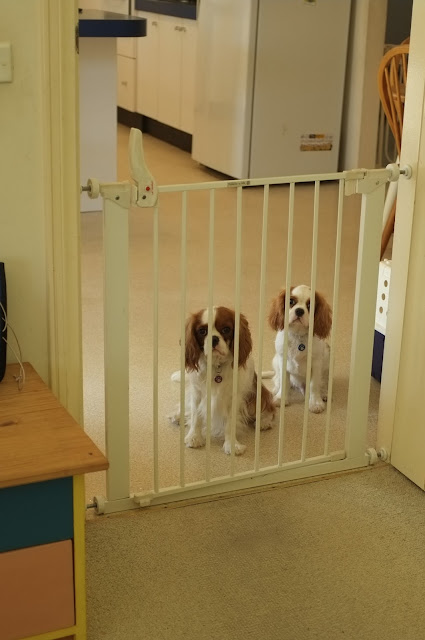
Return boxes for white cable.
[0,301,25,390]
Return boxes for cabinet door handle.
[152,20,158,26]
[121,81,128,86]
[174,25,181,31]
[181,27,187,33]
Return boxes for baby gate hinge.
[343,164,412,196]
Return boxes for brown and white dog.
[268,285,332,413]
[169,306,275,455]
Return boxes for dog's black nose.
[212,336,219,347]
[295,308,304,317]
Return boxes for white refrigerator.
[192,0,351,179]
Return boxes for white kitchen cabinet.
[158,15,183,130]
[180,19,197,134]
[117,36,136,59]
[117,35,137,113]
[117,54,136,112]
[134,10,197,134]
[135,11,160,119]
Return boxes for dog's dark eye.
[198,327,207,336]
[289,298,296,307]
[221,326,231,335]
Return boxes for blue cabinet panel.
[0,477,73,552]
[372,330,385,383]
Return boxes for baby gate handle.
[129,127,158,208]
[81,128,158,208]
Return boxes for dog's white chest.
[287,337,308,375]
[194,363,237,415]
[275,331,309,375]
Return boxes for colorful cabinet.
[0,364,108,640]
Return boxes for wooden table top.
[0,363,108,489]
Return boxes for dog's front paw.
[260,415,274,431]
[185,432,205,449]
[167,412,180,426]
[223,440,246,456]
[273,394,285,407]
[309,398,325,414]
[274,395,290,407]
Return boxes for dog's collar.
[292,334,308,351]
[214,364,223,383]
[204,361,224,383]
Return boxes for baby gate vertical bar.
[324,179,345,455]
[230,186,243,474]
[205,189,215,482]
[103,197,130,502]
[254,184,270,472]
[153,204,160,493]
[278,183,295,466]
[345,183,385,459]
[179,191,188,487]
[301,180,320,462]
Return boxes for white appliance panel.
[192,0,351,179]
[192,0,258,178]
[249,0,351,178]
[101,0,130,13]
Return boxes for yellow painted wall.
[0,1,50,380]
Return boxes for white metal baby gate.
[83,129,409,515]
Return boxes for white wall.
[340,0,388,170]
[78,0,104,8]
[0,2,50,380]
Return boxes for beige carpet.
[85,464,425,640]
[81,125,380,502]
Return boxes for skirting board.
[117,108,192,153]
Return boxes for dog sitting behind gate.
[168,306,275,455]
[268,284,332,413]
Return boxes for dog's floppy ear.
[237,312,253,368]
[184,313,202,372]
[268,289,286,331]
[314,291,332,339]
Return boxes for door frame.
[377,0,425,489]
[42,0,83,422]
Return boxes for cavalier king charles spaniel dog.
[268,285,332,413]
[169,306,275,455]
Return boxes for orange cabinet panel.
[0,540,75,640]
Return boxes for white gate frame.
[83,129,410,515]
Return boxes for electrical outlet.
[0,42,13,83]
